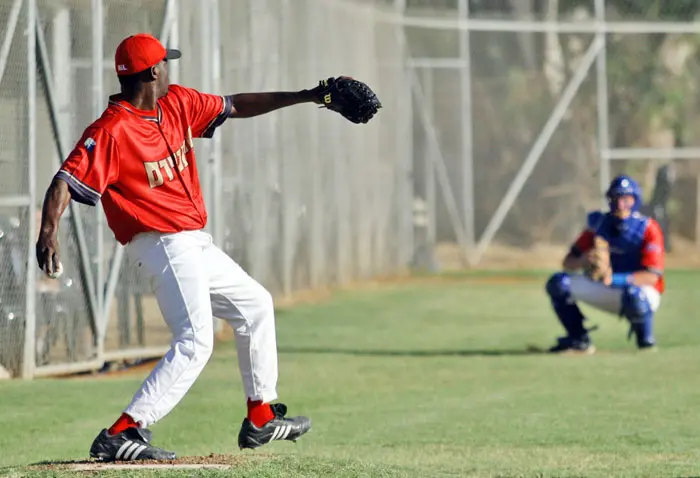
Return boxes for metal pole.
[607,148,700,160]
[160,0,180,85]
[36,20,100,342]
[0,196,31,207]
[395,0,414,271]
[279,0,293,296]
[22,0,37,380]
[0,0,23,88]
[422,68,436,251]
[389,15,700,35]
[52,7,72,151]
[308,0,324,288]
[394,0,413,271]
[458,0,475,255]
[333,21,348,285]
[248,0,266,282]
[407,58,468,68]
[101,244,123,341]
[160,0,175,44]
[211,0,224,333]
[211,0,223,248]
[595,0,610,205]
[168,0,180,85]
[199,0,213,233]
[472,36,603,264]
[91,0,105,350]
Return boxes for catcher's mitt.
[311,76,382,124]
[583,236,612,282]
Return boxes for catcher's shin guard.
[545,272,588,339]
[621,286,655,348]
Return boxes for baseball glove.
[311,76,382,124]
[583,236,612,282]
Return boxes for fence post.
[91,0,106,360]
[458,0,475,256]
[595,0,611,206]
[22,0,36,380]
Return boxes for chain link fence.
[0,0,697,378]
[0,0,31,377]
[0,0,411,378]
[403,0,700,267]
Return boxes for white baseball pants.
[568,274,661,314]
[122,230,278,427]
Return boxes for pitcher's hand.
[36,230,63,279]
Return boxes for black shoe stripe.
[116,440,147,460]
[271,425,291,441]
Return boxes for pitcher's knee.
[252,285,275,323]
[621,286,651,321]
[174,324,215,363]
[546,272,571,300]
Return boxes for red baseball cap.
[114,33,181,76]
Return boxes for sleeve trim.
[201,96,232,139]
[56,170,101,206]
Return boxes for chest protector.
[587,211,648,273]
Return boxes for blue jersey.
[571,211,665,292]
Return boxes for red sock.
[247,399,274,428]
[107,413,138,436]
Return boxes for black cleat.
[89,427,177,462]
[549,335,595,354]
[238,403,311,450]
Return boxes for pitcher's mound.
[33,453,246,471]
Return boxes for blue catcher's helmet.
[606,174,642,212]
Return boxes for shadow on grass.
[279,345,550,357]
[27,459,92,466]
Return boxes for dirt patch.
[30,453,251,472]
[465,275,542,284]
[435,242,567,271]
[435,236,700,271]
[58,357,161,380]
[101,358,160,377]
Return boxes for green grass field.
[2,270,700,477]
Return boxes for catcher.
[545,175,665,353]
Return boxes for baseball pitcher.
[35,33,381,461]
[545,175,665,354]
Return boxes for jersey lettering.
[144,161,164,188]
[143,135,192,189]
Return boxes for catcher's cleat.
[89,427,176,462]
[637,341,657,352]
[238,403,311,450]
[548,336,596,354]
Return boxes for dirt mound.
[30,453,248,471]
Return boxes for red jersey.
[571,211,665,293]
[57,85,232,245]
